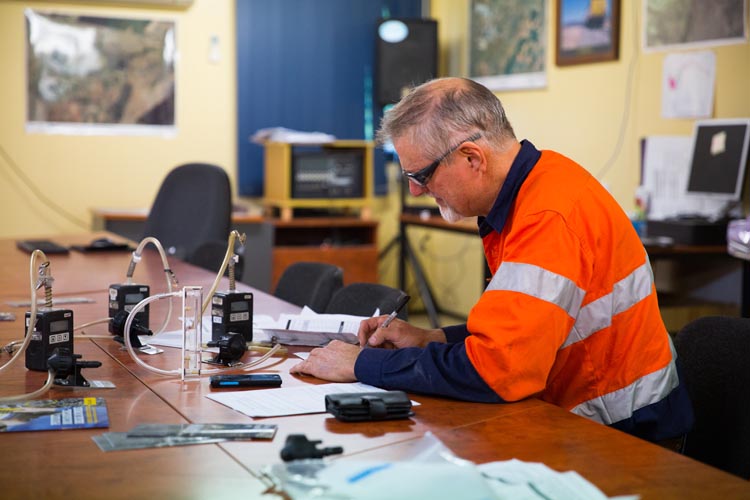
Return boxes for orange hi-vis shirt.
[469,144,687,428]
[355,140,692,441]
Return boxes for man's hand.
[289,340,360,382]
[357,317,447,349]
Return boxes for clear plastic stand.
[181,286,203,380]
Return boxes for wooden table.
[1,234,748,499]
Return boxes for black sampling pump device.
[108,283,150,333]
[25,261,74,372]
[211,241,252,343]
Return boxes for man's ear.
[460,142,487,173]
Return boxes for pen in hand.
[363,293,410,348]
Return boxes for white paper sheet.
[206,382,391,418]
[255,306,376,346]
[661,51,716,119]
[641,135,728,220]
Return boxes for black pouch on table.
[325,391,414,422]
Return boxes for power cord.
[0,143,89,229]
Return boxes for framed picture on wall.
[25,9,176,135]
[469,0,547,91]
[556,0,620,66]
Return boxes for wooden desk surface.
[1,236,749,499]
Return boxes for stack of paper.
[250,127,336,145]
[254,307,376,346]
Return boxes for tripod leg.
[403,233,441,328]
[378,235,401,260]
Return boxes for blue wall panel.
[237,0,423,197]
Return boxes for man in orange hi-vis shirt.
[291,77,693,443]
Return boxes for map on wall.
[644,0,747,51]
[25,9,176,135]
[469,0,547,91]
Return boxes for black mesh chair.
[142,163,231,260]
[273,262,344,312]
[325,282,408,319]
[673,316,750,479]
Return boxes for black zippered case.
[325,391,414,422]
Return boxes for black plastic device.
[47,347,102,387]
[25,308,74,371]
[71,238,131,253]
[206,333,247,366]
[16,240,69,255]
[209,373,282,388]
[110,310,153,348]
[108,284,149,333]
[280,434,343,462]
[211,291,253,342]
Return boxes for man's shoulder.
[537,149,589,176]
[522,150,593,197]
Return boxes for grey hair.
[376,77,516,159]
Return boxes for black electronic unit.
[211,291,253,342]
[108,284,149,334]
[375,18,438,105]
[291,149,365,199]
[25,308,74,371]
[646,218,729,246]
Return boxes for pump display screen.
[49,319,69,333]
[231,301,250,312]
[125,293,146,303]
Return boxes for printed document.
[254,307,376,346]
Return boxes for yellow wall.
[431,0,750,208]
[0,0,237,238]
[1,1,749,313]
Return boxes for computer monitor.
[685,118,750,202]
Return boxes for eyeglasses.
[403,133,482,187]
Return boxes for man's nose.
[408,180,427,196]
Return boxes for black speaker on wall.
[375,18,438,105]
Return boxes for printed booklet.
[0,397,109,432]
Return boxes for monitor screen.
[291,149,364,199]
[686,118,750,201]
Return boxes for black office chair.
[142,163,232,260]
[325,282,408,319]
[673,316,750,479]
[187,240,244,280]
[274,262,344,312]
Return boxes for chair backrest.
[142,163,232,260]
[187,240,244,281]
[673,316,750,479]
[274,262,344,312]
[325,282,408,319]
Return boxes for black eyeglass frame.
[403,132,482,187]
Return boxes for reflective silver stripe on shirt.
[486,262,585,318]
[570,338,679,425]
[562,259,654,348]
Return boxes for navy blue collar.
[478,140,541,237]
